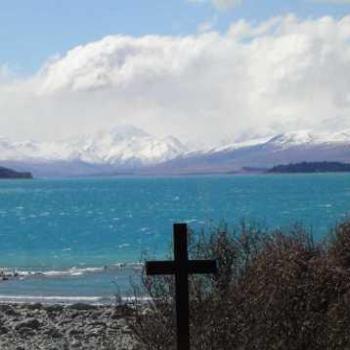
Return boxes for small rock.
[114,304,133,317]
[0,326,9,334]
[68,303,97,311]
[45,327,62,338]
[70,312,81,319]
[25,303,42,310]
[67,328,82,337]
[71,341,82,348]
[89,321,107,327]
[0,304,19,316]
[16,326,36,336]
[46,304,64,313]
[15,318,42,330]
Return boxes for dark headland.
[267,161,350,174]
[0,166,33,179]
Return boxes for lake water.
[0,174,349,303]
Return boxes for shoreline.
[0,302,137,349]
[0,295,151,306]
[0,264,145,306]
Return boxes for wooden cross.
[146,223,217,350]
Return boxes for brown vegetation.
[128,221,350,350]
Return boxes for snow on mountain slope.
[68,126,187,166]
[0,125,187,169]
[146,129,350,174]
[267,130,350,148]
[209,130,350,153]
[209,136,272,153]
[1,128,350,176]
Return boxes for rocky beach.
[0,303,137,350]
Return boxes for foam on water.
[0,294,152,305]
[0,295,105,305]
[1,262,143,279]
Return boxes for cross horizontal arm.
[146,261,175,275]
[188,260,217,274]
[146,260,217,275]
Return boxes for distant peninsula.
[268,161,350,174]
[0,166,33,179]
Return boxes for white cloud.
[0,65,13,82]
[197,16,218,33]
[213,0,242,10]
[311,0,350,4]
[188,0,242,11]
[1,15,350,147]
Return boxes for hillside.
[145,130,350,175]
[0,166,32,179]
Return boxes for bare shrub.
[128,220,350,350]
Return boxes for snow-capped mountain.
[209,130,350,153]
[55,125,187,166]
[0,126,187,176]
[146,130,350,174]
[265,130,350,147]
[1,129,350,177]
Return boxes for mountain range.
[1,127,350,177]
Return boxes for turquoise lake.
[0,174,349,303]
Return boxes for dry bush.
[128,220,350,350]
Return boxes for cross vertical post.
[174,223,190,350]
[145,223,217,350]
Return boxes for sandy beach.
[0,303,137,350]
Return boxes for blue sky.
[1,0,350,74]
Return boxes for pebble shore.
[0,303,137,350]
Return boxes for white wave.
[0,294,152,305]
[117,243,130,248]
[15,267,105,278]
[0,295,102,303]
[110,262,143,270]
[2,262,144,280]
[42,266,105,277]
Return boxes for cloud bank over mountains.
[1,15,350,147]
